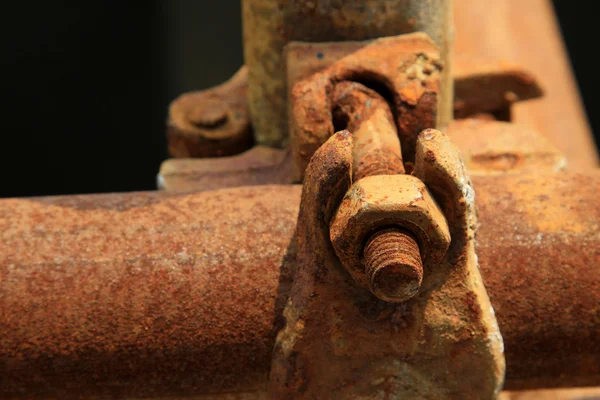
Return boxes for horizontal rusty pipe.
[0,187,301,399]
[1,172,599,398]
[476,172,600,390]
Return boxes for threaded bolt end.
[363,228,423,303]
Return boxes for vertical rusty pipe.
[242,0,453,148]
[0,172,598,398]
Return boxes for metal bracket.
[269,128,505,398]
[269,33,505,397]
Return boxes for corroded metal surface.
[363,228,423,303]
[3,0,597,398]
[326,81,426,303]
[167,66,252,158]
[453,56,543,118]
[499,387,600,400]
[158,146,293,192]
[243,0,452,147]
[476,172,600,390]
[285,40,365,97]
[331,81,405,181]
[330,175,450,302]
[270,130,504,398]
[326,80,429,303]
[157,118,567,193]
[454,0,599,169]
[445,119,566,175]
[290,33,442,181]
[0,186,301,399]
[286,41,542,122]
[1,173,598,397]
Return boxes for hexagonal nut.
[329,174,451,290]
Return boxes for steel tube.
[0,187,301,399]
[475,172,600,390]
[1,172,598,398]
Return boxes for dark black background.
[0,1,597,197]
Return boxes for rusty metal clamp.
[286,33,452,303]
[322,80,451,303]
[289,33,441,181]
[269,33,505,399]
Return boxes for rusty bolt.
[330,174,450,304]
[363,227,423,302]
[167,66,252,158]
[187,100,229,128]
[286,37,447,301]
[328,81,428,302]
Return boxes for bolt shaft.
[332,82,424,302]
[363,228,423,302]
